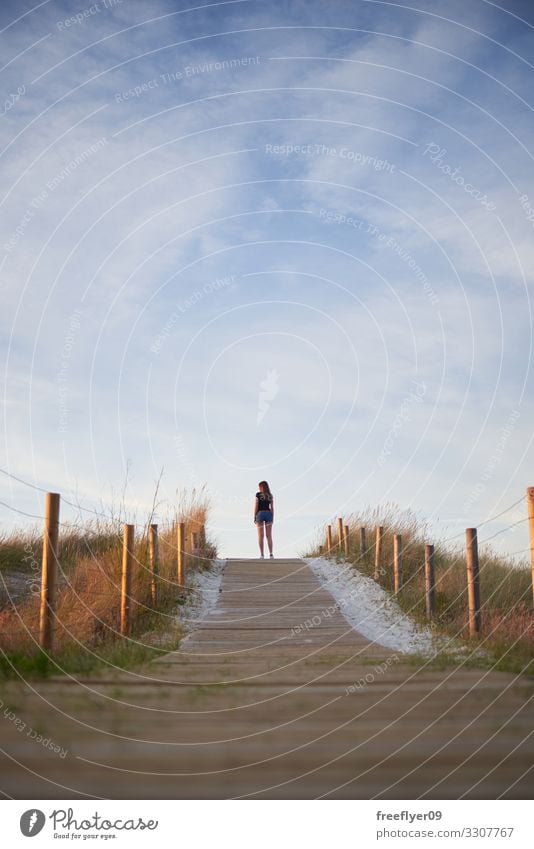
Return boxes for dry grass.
[305,503,533,674]
[0,486,217,673]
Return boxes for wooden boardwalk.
[1,557,533,799]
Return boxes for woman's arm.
[253,496,259,521]
[270,496,274,520]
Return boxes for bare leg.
[256,522,265,556]
[265,523,273,556]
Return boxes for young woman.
[254,480,274,558]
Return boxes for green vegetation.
[0,486,217,679]
[304,503,533,676]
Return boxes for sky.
[1,0,533,559]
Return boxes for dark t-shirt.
[256,491,273,511]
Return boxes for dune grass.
[303,503,533,675]
[0,486,217,678]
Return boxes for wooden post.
[527,487,534,606]
[120,524,134,637]
[466,528,481,636]
[177,521,186,588]
[199,523,206,553]
[326,524,333,555]
[359,527,366,559]
[424,544,436,618]
[39,492,60,651]
[149,524,159,607]
[374,526,384,580]
[337,517,344,551]
[343,525,350,558]
[393,533,403,594]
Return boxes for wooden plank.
[0,556,533,800]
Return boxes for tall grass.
[0,486,217,676]
[304,503,533,674]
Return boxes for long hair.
[258,480,272,497]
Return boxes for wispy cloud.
[1,0,533,558]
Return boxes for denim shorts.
[255,510,273,524]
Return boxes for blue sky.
[1,0,533,559]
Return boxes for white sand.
[304,556,436,655]
[178,558,226,638]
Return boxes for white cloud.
[1,0,533,559]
